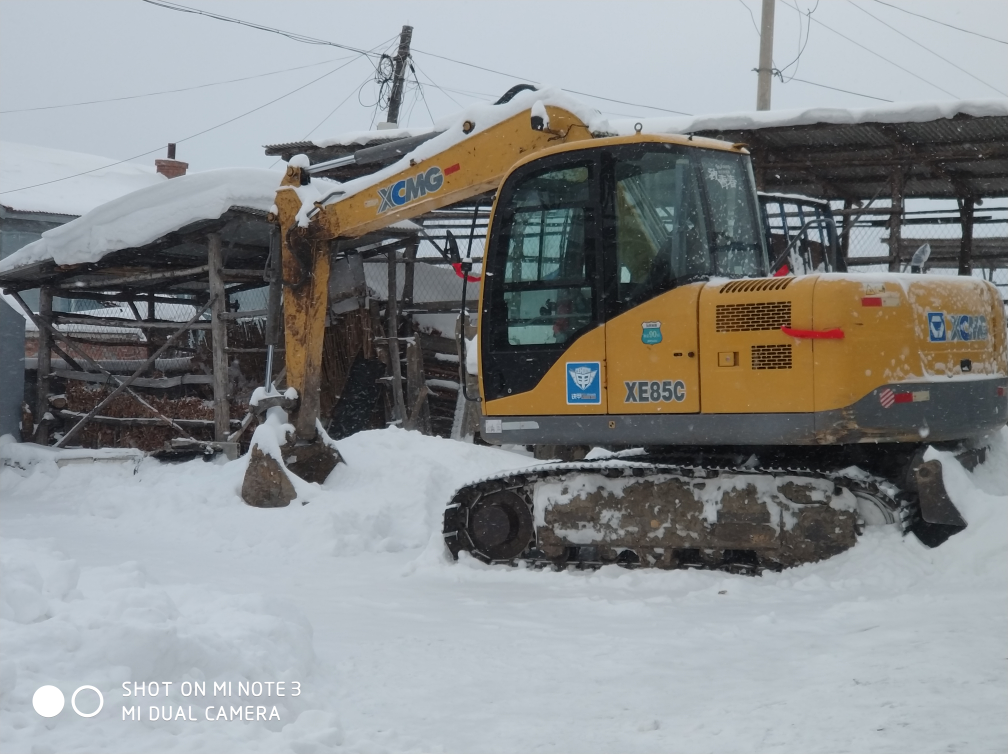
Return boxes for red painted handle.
[781,326,844,339]
[451,262,481,283]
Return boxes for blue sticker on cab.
[641,321,662,345]
[927,312,946,342]
[566,362,601,405]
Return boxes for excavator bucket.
[911,460,967,548]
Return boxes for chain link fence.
[841,201,1008,301]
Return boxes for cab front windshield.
[611,146,766,297]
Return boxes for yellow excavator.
[263,88,1007,571]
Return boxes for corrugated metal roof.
[694,113,1008,200]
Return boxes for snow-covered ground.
[1,428,1005,753]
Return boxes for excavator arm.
[271,99,594,440]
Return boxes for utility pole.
[756,0,776,111]
[382,25,414,128]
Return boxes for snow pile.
[610,97,1008,138]
[0,426,1005,752]
[0,141,164,217]
[321,86,605,206]
[1,539,326,752]
[313,125,436,150]
[0,168,282,273]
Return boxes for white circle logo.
[32,686,65,717]
[71,686,104,718]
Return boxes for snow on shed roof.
[608,98,1008,137]
[0,168,282,274]
[0,141,165,216]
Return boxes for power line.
[1,54,370,196]
[0,57,352,114]
[781,0,959,98]
[563,90,691,116]
[141,0,383,63]
[847,0,1006,96]
[145,1,693,120]
[788,76,892,102]
[409,58,464,109]
[871,0,1007,46]
[303,72,377,139]
[410,65,438,126]
[776,0,818,82]
[407,48,530,84]
[736,0,891,103]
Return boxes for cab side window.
[498,163,596,346]
[604,146,711,312]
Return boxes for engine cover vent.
[720,278,793,294]
[751,344,793,370]
[715,301,792,332]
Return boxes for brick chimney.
[155,143,188,179]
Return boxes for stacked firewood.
[61,382,246,451]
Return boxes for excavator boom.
[270,93,594,437]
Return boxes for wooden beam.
[404,336,430,433]
[51,369,214,389]
[49,313,211,330]
[54,409,241,430]
[60,264,210,290]
[208,233,230,442]
[887,168,904,272]
[839,198,854,268]
[34,287,53,444]
[387,248,407,424]
[958,197,975,276]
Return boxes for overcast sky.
[1,0,1005,175]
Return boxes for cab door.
[602,144,706,413]
[480,153,608,415]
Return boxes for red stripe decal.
[893,392,913,404]
[861,297,882,307]
[781,326,845,339]
[444,163,460,175]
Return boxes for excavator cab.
[479,135,767,408]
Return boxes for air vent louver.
[716,302,792,332]
[751,344,793,370]
[720,278,793,294]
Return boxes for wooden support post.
[958,197,975,276]
[208,233,230,442]
[404,337,431,433]
[887,169,904,272]
[387,248,407,424]
[452,312,481,441]
[839,198,853,267]
[402,237,418,314]
[34,286,53,444]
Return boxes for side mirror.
[910,243,931,274]
[445,230,461,264]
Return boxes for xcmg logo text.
[377,165,450,213]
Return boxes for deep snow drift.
[1,428,1005,753]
